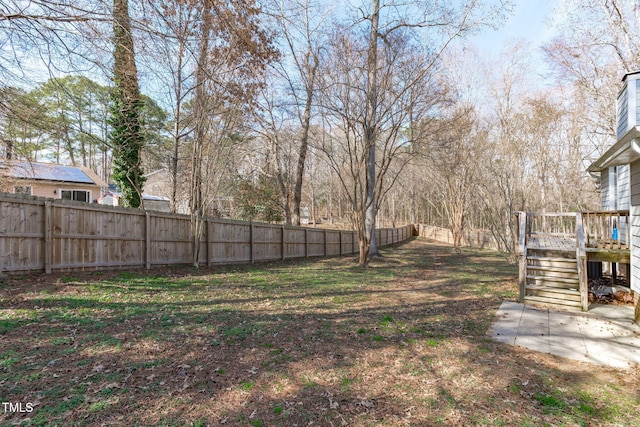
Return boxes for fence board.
[326,231,341,256]
[253,224,283,261]
[285,228,306,259]
[210,221,251,263]
[0,198,44,272]
[417,224,501,251]
[307,229,325,257]
[0,194,413,273]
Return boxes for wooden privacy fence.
[0,194,415,274]
[415,224,503,251]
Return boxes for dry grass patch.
[1,238,639,426]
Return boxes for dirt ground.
[1,238,639,426]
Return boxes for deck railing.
[582,210,629,249]
[516,210,630,251]
[523,212,577,249]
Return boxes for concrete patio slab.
[491,301,522,345]
[548,310,588,362]
[489,302,640,369]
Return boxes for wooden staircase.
[516,210,630,312]
[516,211,590,312]
[524,250,582,310]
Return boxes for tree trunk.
[171,32,184,214]
[111,0,145,208]
[292,80,316,225]
[362,0,380,266]
[190,0,212,267]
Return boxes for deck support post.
[578,256,589,311]
[517,212,527,303]
[576,212,589,311]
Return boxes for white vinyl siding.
[600,168,610,209]
[618,165,631,210]
[629,160,640,292]
[618,165,630,244]
[618,83,629,140]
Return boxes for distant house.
[98,184,171,212]
[0,160,106,202]
[143,168,189,214]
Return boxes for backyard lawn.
[1,238,639,426]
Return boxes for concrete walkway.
[490,301,640,369]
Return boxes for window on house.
[13,186,32,195]
[61,190,90,202]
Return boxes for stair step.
[526,281,579,291]
[527,256,577,263]
[524,295,583,309]
[526,265,578,274]
[526,286,581,301]
[526,285,580,296]
[526,275,579,285]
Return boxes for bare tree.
[0,1,112,87]
[318,21,440,265]
[316,0,507,266]
[545,0,640,158]
[424,105,488,252]
[137,0,200,213]
[187,0,277,266]
[254,0,326,225]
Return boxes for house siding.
[15,180,101,202]
[629,160,640,292]
[617,166,630,244]
[617,83,629,140]
[601,168,610,209]
[618,165,630,209]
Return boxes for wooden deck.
[516,210,630,312]
[527,234,575,251]
[528,234,629,254]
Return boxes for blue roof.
[9,161,96,184]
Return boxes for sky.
[472,0,558,50]
[468,0,560,76]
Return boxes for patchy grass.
[1,238,639,426]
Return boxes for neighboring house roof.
[99,191,170,202]
[0,160,107,187]
[143,168,170,179]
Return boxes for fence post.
[206,219,211,267]
[305,228,309,258]
[250,221,255,263]
[352,232,356,254]
[145,212,151,269]
[44,200,52,274]
[281,225,286,260]
[324,229,328,256]
[339,231,343,256]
